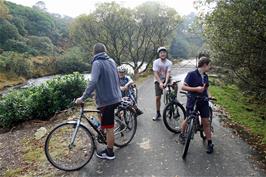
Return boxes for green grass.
[209,85,266,144]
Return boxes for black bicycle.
[163,80,186,133]
[180,91,216,159]
[44,99,137,171]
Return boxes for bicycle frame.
[69,106,105,147]
[69,103,132,146]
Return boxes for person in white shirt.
[152,47,172,121]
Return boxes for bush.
[27,36,54,55]
[0,51,32,78]
[0,72,87,128]
[55,47,90,74]
[3,39,37,54]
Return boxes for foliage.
[1,1,72,54]
[55,47,90,74]
[198,0,266,96]
[0,19,20,46]
[0,51,32,78]
[170,13,204,59]
[70,2,180,74]
[27,36,54,55]
[0,73,86,128]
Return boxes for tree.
[33,1,47,11]
[70,2,181,75]
[198,0,266,96]
[170,13,204,59]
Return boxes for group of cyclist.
[75,42,214,160]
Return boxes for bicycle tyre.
[182,118,194,159]
[45,122,95,171]
[114,109,137,148]
[163,101,186,133]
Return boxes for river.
[0,62,149,96]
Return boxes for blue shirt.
[119,75,133,97]
[119,75,133,87]
[184,69,209,108]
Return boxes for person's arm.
[181,72,205,93]
[80,62,101,101]
[182,83,205,93]
[125,76,134,88]
[153,60,164,89]
[164,61,172,86]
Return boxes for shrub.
[0,72,87,128]
[0,51,32,78]
[55,47,90,74]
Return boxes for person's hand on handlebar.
[75,97,84,105]
[159,82,164,90]
[163,82,167,88]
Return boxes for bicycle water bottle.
[90,116,101,129]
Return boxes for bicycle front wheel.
[45,122,95,171]
[114,109,137,147]
[182,118,194,159]
[163,101,186,133]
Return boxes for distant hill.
[0,1,72,55]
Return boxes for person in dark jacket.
[76,43,122,160]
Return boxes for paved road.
[79,61,265,177]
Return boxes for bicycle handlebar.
[179,91,217,101]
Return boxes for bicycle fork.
[69,119,81,149]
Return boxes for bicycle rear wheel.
[163,101,186,133]
[182,118,194,159]
[45,122,95,171]
[114,109,137,147]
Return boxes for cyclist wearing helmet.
[152,47,172,121]
[117,66,143,116]
[117,66,134,97]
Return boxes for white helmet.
[157,47,167,53]
[117,66,127,73]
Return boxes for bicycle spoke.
[45,123,94,171]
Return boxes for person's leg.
[106,127,114,149]
[178,108,190,144]
[156,95,161,112]
[96,104,116,159]
[202,118,211,140]
[153,82,162,120]
[199,101,214,153]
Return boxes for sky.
[7,0,196,17]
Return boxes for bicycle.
[162,80,186,134]
[179,91,216,159]
[44,99,137,171]
[128,84,138,104]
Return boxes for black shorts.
[98,103,120,129]
[186,100,209,118]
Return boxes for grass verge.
[209,84,266,145]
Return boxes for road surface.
[79,60,265,177]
